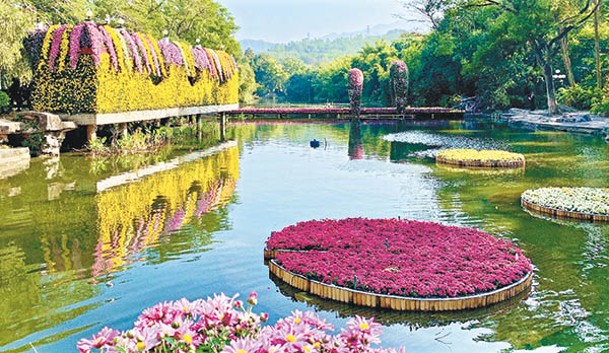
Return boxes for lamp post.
[552,69,566,88]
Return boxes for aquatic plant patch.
[266,218,532,298]
[436,149,525,168]
[522,187,609,221]
[77,293,403,353]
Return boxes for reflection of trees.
[94,147,239,275]
[0,244,98,348]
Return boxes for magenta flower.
[119,28,142,72]
[48,24,68,72]
[266,218,532,298]
[132,33,152,74]
[97,25,119,71]
[348,69,364,117]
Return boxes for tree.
[461,0,601,114]
[0,1,35,88]
[398,0,455,29]
[250,53,288,98]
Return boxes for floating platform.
[522,198,609,223]
[268,259,533,311]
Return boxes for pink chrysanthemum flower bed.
[78,292,403,353]
[266,218,532,298]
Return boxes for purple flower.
[119,28,141,72]
[348,69,364,117]
[48,24,68,72]
[97,25,119,71]
[68,24,84,69]
[132,33,152,74]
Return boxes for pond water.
[1,119,609,353]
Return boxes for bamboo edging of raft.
[266,257,533,312]
[436,156,525,169]
[521,198,609,223]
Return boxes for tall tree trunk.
[595,0,602,89]
[559,34,576,86]
[535,42,559,114]
[543,61,559,114]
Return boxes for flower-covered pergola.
[28,21,239,132]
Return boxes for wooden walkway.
[227,107,463,120]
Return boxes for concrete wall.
[0,147,30,179]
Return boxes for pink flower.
[48,24,68,72]
[267,218,532,298]
[77,327,119,353]
[247,292,258,306]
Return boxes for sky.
[217,0,415,43]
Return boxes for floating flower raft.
[265,218,533,311]
[436,149,525,168]
[522,187,609,222]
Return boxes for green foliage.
[88,136,110,154]
[0,92,10,114]
[557,85,602,110]
[250,53,289,98]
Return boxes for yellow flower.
[359,322,370,330]
[136,341,146,351]
[294,317,301,324]
[183,333,193,344]
[236,350,247,353]
[286,334,297,342]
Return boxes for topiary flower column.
[390,60,409,115]
[348,68,364,118]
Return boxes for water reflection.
[93,146,239,275]
[0,146,239,350]
[348,122,363,160]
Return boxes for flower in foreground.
[78,293,402,353]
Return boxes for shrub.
[0,92,10,114]
[30,22,239,115]
[557,85,602,111]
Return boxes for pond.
[1,119,608,353]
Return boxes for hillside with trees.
[248,0,609,114]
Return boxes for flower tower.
[390,60,409,115]
[348,68,364,118]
